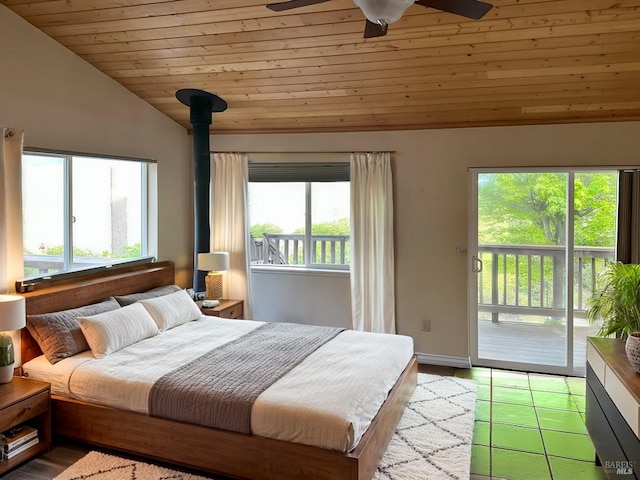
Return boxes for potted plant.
[0,334,15,383]
[587,261,640,373]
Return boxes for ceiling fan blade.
[363,20,388,38]
[415,0,492,20]
[266,0,330,12]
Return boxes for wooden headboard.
[20,261,175,365]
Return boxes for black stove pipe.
[176,89,227,292]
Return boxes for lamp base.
[0,363,14,383]
[205,272,223,300]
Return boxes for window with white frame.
[248,162,350,269]
[21,150,152,279]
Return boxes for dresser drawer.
[0,390,49,432]
[605,369,640,438]
[587,342,607,385]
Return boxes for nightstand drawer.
[0,390,48,432]
[219,303,243,319]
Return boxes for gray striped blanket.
[148,322,343,433]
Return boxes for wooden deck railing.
[23,256,155,280]
[24,255,108,274]
[252,233,350,266]
[478,244,614,321]
[27,243,613,316]
[24,255,64,274]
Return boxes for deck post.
[491,252,499,323]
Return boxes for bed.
[19,261,417,480]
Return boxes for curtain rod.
[210,150,395,154]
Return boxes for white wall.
[0,5,193,286]
[213,122,640,361]
[251,268,351,328]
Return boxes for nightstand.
[197,299,243,319]
[0,377,51,474]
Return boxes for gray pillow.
[113,285,181,306]
[27,297,121,364]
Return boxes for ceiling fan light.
[353,0,414,25]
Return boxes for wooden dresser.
[586,337,640,479]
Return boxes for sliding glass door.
[469,170,617,376]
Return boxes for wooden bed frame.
[20,261,418,480]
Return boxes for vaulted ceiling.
[4,0,640,134]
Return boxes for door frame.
[468,168,616,376]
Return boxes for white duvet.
[23,317,414,452]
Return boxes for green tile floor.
[455,368,607,480]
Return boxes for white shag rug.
[374,373,477,480]
[54,373,476,480]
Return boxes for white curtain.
[211,153,253,318]
[0,128,24,294]
[350,152,395,333]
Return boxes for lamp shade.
[198,252,230,272]
[0,295,26,332]
[353,0,414,25]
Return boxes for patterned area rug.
[375,373,477,479]
[53,373,476,480]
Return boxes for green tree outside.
[477,172,617,321]
[478,172,616,247]
[250,223,283,239]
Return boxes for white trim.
[250,265,349,278]
[566,172,575,372]
[468,165,634,173]
[416,353,472,369]
[468,171,480,365]
[304,182,312,266]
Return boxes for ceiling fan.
[266,0,492,38]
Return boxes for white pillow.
[77,302,159,358]
[140,289,202,331]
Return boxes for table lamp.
[0,295,26,384]
[198,252,230,300]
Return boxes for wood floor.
[477,319,596,375]
[1,442,89,480]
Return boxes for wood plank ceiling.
[4,0,640,134]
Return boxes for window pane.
[248,182,305,265]
[311,182,350,265]
[22,155,65,276]
[72,157,143,267]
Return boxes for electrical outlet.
[422,319,431,332]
